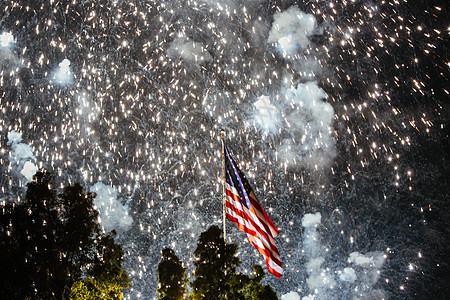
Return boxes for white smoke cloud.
[281,291,301,300]
[51,58,73,85]
[301,212,322,228]
[348,251,385,286]
[294,212,386,299]
[301,213,335,298]
[7,130,24,145]
[91,182,133,232]
[265,81,335,169]
[7,130,38,182]
[285,82,332,125]
[252,95,280,134]
[338,267,357,282]
[253,8,336,170]
[0,32,19,68]
[0,32,14,48]
[279,82,335,167]
[167,36,211,64]
[21,161,38,181]
[11,142,34,159]
[267,6,317,55]
[252,83,335,169]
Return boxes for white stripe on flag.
[225,183,281,263]
[226,205,281,262]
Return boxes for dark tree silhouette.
[191,225,278,300]
[240,265,278,300]
[191,225,241,299]
[0,170,129,299]
[157,248,188,300]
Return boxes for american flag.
[223,143,283,278]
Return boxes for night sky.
[0,0,448,299]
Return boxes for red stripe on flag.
[225,212,282,278]
[225,204,281,265]
[225,187,279,246]
[248,191,280,237]
[225,197,280,257]
[225,207,280,264]
[225,185,283,276]
[246,235,283,278]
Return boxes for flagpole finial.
[220,129,225,139]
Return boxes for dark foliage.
[0,170,129,299]
[191,225,240,299]
[157,248,188,300]
[190,225,277,300]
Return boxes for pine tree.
[0,170,129,299]
[157,248,188,300]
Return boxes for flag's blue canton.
[224,144,252,209]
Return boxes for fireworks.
[0,0,448,299]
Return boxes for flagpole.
[221,130,227,245]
